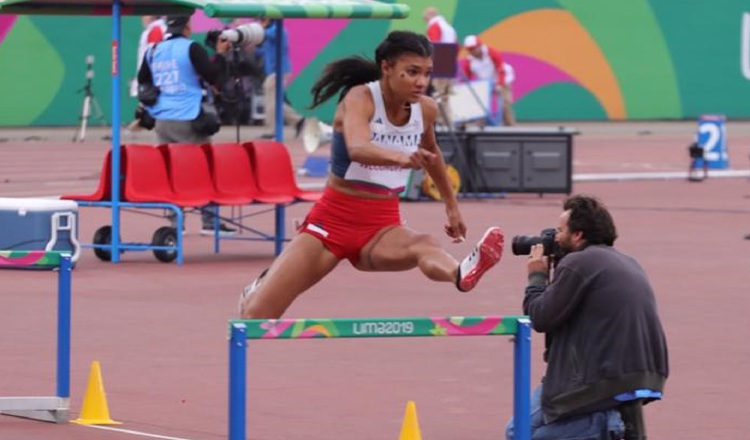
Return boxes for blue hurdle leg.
[229,323,247,440]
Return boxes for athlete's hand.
[444,208,467,243]
[399,149,436,169]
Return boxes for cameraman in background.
[138,13,229,143]
[205,22,263,126]
[138,13,236,235]
[506,195,669,440]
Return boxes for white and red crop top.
[330,80,424,195]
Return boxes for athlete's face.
[383,54,433,103]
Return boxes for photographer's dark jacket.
[137,35,224,120]
[524,245,669,423]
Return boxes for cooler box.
[0,197,80,263]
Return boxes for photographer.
[137,14,229,143]
[205,23,263,126]
[506,195,669,440]
[137,13,236,235]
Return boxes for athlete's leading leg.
[356,225,505,292]
[355,225,458,282]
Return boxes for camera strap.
[146,43,159,82]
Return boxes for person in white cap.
[459,35,516,126]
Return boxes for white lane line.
[82,424,200,440]
[574,170,750,181]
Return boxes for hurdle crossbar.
[228,315,531,440]
[0,251,72,423]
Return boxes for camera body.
[511,228,558,256]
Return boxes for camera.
[511,228,558,256]
[205,22,265,49]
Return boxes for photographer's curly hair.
[563,195,618,246]
[309,30,433,109]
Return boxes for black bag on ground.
[191,101,221,136]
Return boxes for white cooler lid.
[0,197,78,212]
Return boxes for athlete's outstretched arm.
[419,97,467,242]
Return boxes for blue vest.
[147,38,203,121]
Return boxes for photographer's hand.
[527,244,549,275]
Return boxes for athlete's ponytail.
[309,56,380,109]
[309,30,433,109]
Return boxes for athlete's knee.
[239,269,276,319]
[406,234,445,262]
[240,292,283,319]
[409,233,441,253]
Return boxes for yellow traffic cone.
[71,361,121,425]
[398,400,422,440]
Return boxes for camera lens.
[511,235,542,256]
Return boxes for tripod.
[228,46,246,143]
[72,55,108,142]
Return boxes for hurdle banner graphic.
[245,315,522,339]
[0,250,62,268]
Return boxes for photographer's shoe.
[201,223,237,236]
[456,227,504,292]
[239,268,269,316]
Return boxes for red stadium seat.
[61,149,116,201]
[246,141,323,202]
[203,143,294,204]
[123,144,204,207]
[161,143,255,206]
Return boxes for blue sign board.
[695,114,729,169]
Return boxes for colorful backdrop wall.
[1,0,749,126]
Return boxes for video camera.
[205,22,265,50]
[511,228,558,256]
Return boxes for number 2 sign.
[695,114,729,170]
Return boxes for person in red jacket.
[423,7,458,126]
[459,35,515,126]
[130,16,166,98]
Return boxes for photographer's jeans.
[505,385,625,440]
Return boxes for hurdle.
[228,315,531,440]
[0,251,72,423]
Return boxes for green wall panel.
[1,1,749,125]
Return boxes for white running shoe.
[238,268,268,316]
[456,227,505,292]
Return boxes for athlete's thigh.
[356,225,425,272]
[253,233,340,308]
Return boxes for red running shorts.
[299,186,402,265]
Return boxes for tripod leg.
[90,96,108,126]
[72,95,91,142]
[80,95,91,141]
